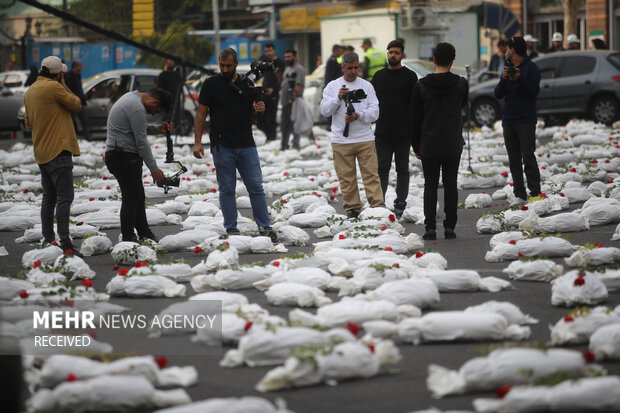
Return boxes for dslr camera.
[507,63,517,77]
[250,60,274,77]
[341,89,367,103]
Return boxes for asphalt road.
[1,134,619,413]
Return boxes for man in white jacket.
[320,52,384,219]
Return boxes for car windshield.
[403,59,433,78]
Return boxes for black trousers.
[261,94,279,141]
[375,138,410,205]
[105,149,150,240]
[503,123,540,199]
[72,110,91,140]
[422,154,461,230]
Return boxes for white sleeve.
[320,81,341,117]
[357,83,379,124]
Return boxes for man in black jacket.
[260,43,285,141]
[494,36,541,203]
[64,60,91,140]
[411,42,468,240]
[371,39,417,218]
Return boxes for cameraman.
[192,48,277,241]
[494,36,541,203]
[280,49,306,150]
[259,43,284,141]
[320,52,384,219]
[105,88,172,243]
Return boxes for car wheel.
[590,96,620,124]
[471,98,500,127]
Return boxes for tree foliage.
[135,21,213,68]
[68,0,133,36]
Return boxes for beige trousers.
[332,140,385,212]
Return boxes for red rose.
[81,280,92,288]
[582,350,596,363]
[332,187,338,194]
[563,315,574,322]
[570,168,577,172]
[415,251,424,258]
[244,322,253,331]
[392,263,399,268]
[560,193,565,197]
[591,159,598,164]
[76,221,84,226]
[573,276,585,286]
[495,385,511,398]
[329,195,335,200]
[509,183,514,186]
[310,177,315,181]
[23,188,29,193]
[541,166,546,170]
[33,260,41,269]
[66,373,78,382]
[51,240,58,246]
[280,199,288,204]
[89,197,94,201]
[155,355,168,369]
[605,159,610,163]
[367,344,375,353]
[540,193,547,198]
[102,176,108,180]
[521,206,529,211]
[112,265,119,271]
[509,240,517,245]
[272,261,280,267]
[194,246,203,254]
[380,226,387,231]
[518,252,524,257]
[64,249,74,256]
[501,171,508,177]
[385,247,392,251]
[118,268,129,276]
[223,241,230,247]
[339,234,346,240]
[346,322,360,336]
[388,214,396,223]
[283,171,289,176]
[19,290,28,299]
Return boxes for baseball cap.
[567,34,580,44]
[523,34,538,43]
[552,32,563,42]
[41,56,68,74]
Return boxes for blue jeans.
[39,151,74,244]
[212,145,271,233]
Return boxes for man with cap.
[24,56,83,255]
[567,34,580,50]
[104,88,172,243]
[361,38,386,81]
[548,32,564,53]
[524,34,539,59]
[494,36,541,204]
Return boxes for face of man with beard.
[387,47,403,67]
[284,52,295,66]
[219,54,237,80]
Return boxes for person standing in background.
[259,43,285,141]
[157,59,182,133]
[524,34,539,59]
[280,49,306,150]
[547,32,564,53]
[64,60,91,140]
[361,38,386,81]
[371,39,417,218]
[488,40,507,78]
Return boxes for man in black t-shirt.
[157,60,182,133]
[259,43,285,141]
[371,40,417,218]
[192,48,276,241]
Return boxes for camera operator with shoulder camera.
[280,49,306,150]
[259,43,285,141]
[105,88,172,243]
[192,48,277,241]
[320,52,384,219]
[494,36,541,203]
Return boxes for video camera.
[342,89,367,137]
[228,59,275,103]
[163,123,188,194]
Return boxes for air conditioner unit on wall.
[400,5,438,30]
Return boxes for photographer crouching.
[320,52,384,219]
[105,88,172,243]
[192,48,277,241]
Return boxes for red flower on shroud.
[155,356,168,369]
[339,234,346,240]
[521,206,528,211]
[574,275,585,286]
[19,290,28,299]
[118,268,129,276]
[509,240,517,245]
[392,263,399,268]
[518,252,524,257]
[23,188,29,193]
[388,214,396,223]
[66,373,78,382]
[244,322,253,332]
[329,195,335,201]
[332,187,338,194]
[76,221,84,226]
[112,265,119,271]
[272,261,280,267]
[64,249,74,256]
[385,247,392,251]
[495,385,511,398]
[33,260,41,269]
[582,350,596,363]
[501,171,509,177]
[415,251,424,258]
[194,246,203,254]
[81,280,92,288]
[591,159,598,164]
[210,188,217,193]
[563,315,574,322]
[380,226,387,231]
[570,168,577,172]
[346,322,360,336]
[367,344,375,353]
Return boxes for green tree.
[68,0,133,36]
[135,21,213,68]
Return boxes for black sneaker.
[444,228,456,239]
[61,244,84,259]
[346,210,360,219]
[422,229,436,240]
[260,230,279,243]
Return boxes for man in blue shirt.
[494,36,541,202]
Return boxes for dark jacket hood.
[420,72,462,96]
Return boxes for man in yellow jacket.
[362,38,386,81]
[24,56,83,255]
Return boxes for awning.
[478,1,521,38]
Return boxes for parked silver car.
[469,51,620,126]
[19,68,199,138]
[0,70,30,133]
